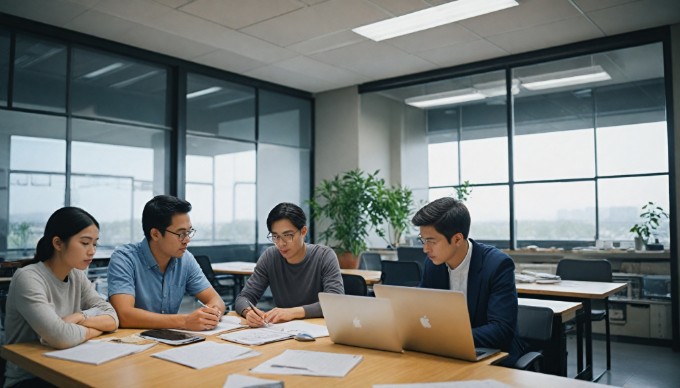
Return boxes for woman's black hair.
[266,202,307,231]
[24,207,99,266]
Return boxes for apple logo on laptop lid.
[353,317,362,329]
[420,316,432,329]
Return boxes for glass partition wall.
[0,22,312,260]
[369,41,669,249]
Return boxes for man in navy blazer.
[413,197,523,366]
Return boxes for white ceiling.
[1,0,679,94]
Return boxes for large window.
[374,41,669,249]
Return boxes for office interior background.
[0,0,679,354]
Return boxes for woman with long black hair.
[4,207,118,388]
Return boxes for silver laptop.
[319,292,403,353]
[373,284,499,361]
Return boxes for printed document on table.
[251,349,362,377]
[219,328,293,345]
[223,374,283,388]
[175,315,248,336]
[43,340,155,365]
[152,341,260,369]
[374,380,512,388]
[266,321,329,338]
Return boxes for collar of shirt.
[140,238,176,271]
[447,239,473,294]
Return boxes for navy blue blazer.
[419,239,523,366]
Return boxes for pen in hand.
[247,300,269,325]
[198,300,221,319]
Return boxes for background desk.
[519,298,583,377]
[517,280,626,381]
[2,318,604,388]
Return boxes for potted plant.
[629,202,669,250]
[375,185,414,248]
[308,169,386,268]
[455,180,473,202]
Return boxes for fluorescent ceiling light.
[405,88,485,108]
[186,86,222,99]
[110,70,159,89]
[353,0,519,41]
[84,62,124,79]
[521,65,611,91]
[474,79,520,98]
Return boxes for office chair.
[514,305,554,372]
[341,273,368,296]
[359,252,382,271]
[556,258,612,371]
[194,255,238,306]
[396,247,426,271]
[380,261,422,287]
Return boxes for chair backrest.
[194,255,217,284]
[556,259,612,283]
[381,261,422,287]
[341,274,368,296]
[396,247,426,265]
[517,305,554,343]
[360,252,382,271]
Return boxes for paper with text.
[219,328,293,346]
[251,349,362,377]
[152,341,260,369]
[266,321,329,338]
[374,380,512,388]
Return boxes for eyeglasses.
[417,235,438,246]
[267,230,299,244]
[164,228,196,241]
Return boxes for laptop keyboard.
[475,350,484,357]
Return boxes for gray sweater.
[235,244,344,318]
[4,262,119,387]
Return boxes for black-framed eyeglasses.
[164,228,196,241]
[417,235,438,246]
[267,230,299,244]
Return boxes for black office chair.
[194,255,238,306]
[341,273,368,296]
[514,305,554,372]
[556,258,612,371]
[396,246,426,271]
[380,261,422,287]
[359,252,382,271]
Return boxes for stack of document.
[516,270,561,284]
[219,321,328,346]
[251,349,362,377]
[152,341,260,369]
[43,340,156,365]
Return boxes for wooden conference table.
[516,280,626,381]
[2,317,606,388]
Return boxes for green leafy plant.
[308,169,386,257]
[376,185,414,248]
[9,221,32,251]
[455,180,473,202]
[629,202,669,243]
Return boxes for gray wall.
[671,23,680,350]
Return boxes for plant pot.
[634,237,645,251]
[337,251,360,269]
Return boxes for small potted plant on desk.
[629,201,669,251]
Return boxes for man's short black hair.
[411,197,471,242]
[266,202,307,232]
[142,195,192,240]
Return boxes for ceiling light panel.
[353,0,519,41]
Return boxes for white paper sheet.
[373,380,512,388]
[250,349,362,377]
[43,340,155,365]
[152,341,260,369]
[219,328,293,346]
[266,321,329,338]
[223,374,283,388]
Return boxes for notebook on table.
[373,284,499,361]
[318,292,402,353]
